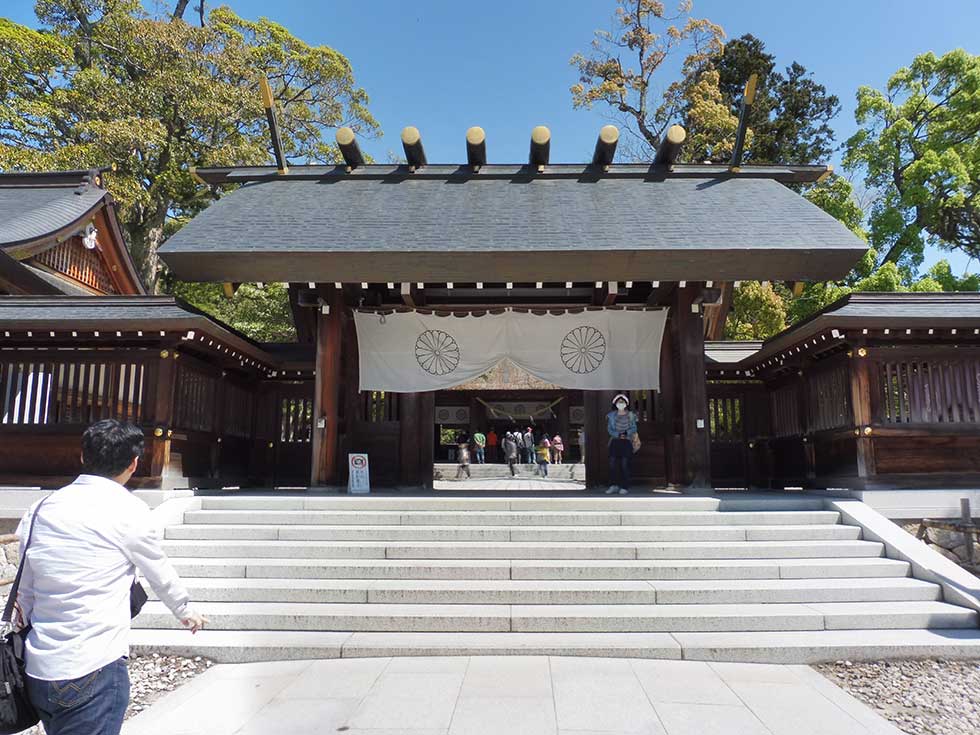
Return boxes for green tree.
[0,2,379,287]
[711,34,840,164]
[570,0,727,160]
[844,49,980,268]
[724,281,787,341]
[166,281,296,342]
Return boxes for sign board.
[348,453,370,494]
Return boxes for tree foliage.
[844,49,980,268]
[165,280,297,343]
[712,34,839,164]
[569,0,726,160]
[0,2,379,287]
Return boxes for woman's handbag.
[0,497,48,734]
[130,580,148,618]
[631,433,642,454]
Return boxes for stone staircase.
[130,494,980,664]
[432,462,586,481]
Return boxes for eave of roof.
[0,295,287,369]
[731,292,980,369]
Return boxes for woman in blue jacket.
[605,393,637,495]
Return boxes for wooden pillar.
[146,347,178,481]
[583,391,603,488]
[399,392,421,485]
[848,341,877,483]
[798,359,816,486]
[659,322,679,485]
[311,288,344,486]
[419,391,435,488]
[670,285,712,489]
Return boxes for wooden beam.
[591,125,619,168]
[466,127,487,169]
[529,126,550,167]
[399,392,421,484]
[704,281,734,340]
[311,288,344,485]
[400,282,415,307]
[647,281,678,306]
[336,127,365,168]
[729,73,758,171]
[848,341,877,481]
[603,281,618,306]
[653,125,686,168]
[145,349,177,479]
[287,283,316,344]
[419,391,436,489]
[671,285,711,488]
[401,126,427,168]
[259,76,289,175]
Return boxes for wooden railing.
[1,355,148,426]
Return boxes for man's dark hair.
[81,419,145,478]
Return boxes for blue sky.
[5,0,979,275]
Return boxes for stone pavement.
[122,655,904,735]
[432,477,586,491]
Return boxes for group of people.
[456,427,566,479]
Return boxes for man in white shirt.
[16,419,207,735]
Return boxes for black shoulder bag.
[0,497,48,734]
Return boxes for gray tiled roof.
[731,292,980,368]
[0,296,281,366]
[0,185,107,248]
[162,175,862,254]
[159,173,868,282]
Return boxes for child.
[551,434,564,464]
[535,439,551,477]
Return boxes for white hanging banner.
[354,309,668,392]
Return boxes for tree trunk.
[126,205,169,293]
[172,0,191,19]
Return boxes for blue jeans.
[27,657,130,735]
[475,447,485,464]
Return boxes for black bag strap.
[2,495,50,626]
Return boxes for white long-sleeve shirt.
[15,474,195,681]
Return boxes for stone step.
[509,601,977,632]
[169,556,911,581]
[195,495,829,512]
[129,628,980,665]
[165,523,862,543]
[163,576,941,606]
[198,496,717,512]
[181,509,842,527]
[133,600,976,633]
[160,539,884,560]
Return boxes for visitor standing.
[502,432,519,477]
[523,427,535,464]
[486,428,498,462]
[455,432,472,480]
[16,419,207,735]
[551,434,564,464]
[473,429,486,464]
[605,394,637,495]
[535,439,551,477]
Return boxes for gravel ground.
[19,653,211,734]
[815,659,980,735]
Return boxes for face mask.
[616,401,627,410]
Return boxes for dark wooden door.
[273,381,314,486]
